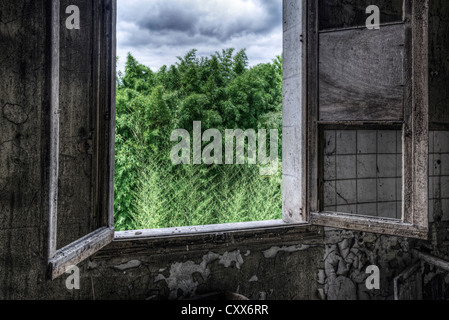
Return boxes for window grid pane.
[322,129,402,219]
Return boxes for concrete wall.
[0,0,448,300]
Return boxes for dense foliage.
[114,49,283,231]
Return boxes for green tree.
[114,50,283,231]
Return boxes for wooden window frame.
[305,0,430,239]
[44,0,116,280]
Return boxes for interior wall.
[0,0,52,299]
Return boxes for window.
[45,0,431,281]
[303,0,430,239]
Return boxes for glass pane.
[322,129,403,219]
[319,0,404,30]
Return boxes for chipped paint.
[217,251,244,269]
[249,275,258,282]
[155,261,210,300]
[154,250,246,299]
[114,260,142,271]
[322,229,415,300]
[87,259,98,270]
[262,245,313,259]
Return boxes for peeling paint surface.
[154,251,245,299]
[262,245,313,259]
[114,260,142,271]
[155,261,211,300]
[249,275,258,282]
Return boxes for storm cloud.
[117,0,282,71]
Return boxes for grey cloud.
[120,29,217,49]
[260,0,283,25]
[134,0,282,43]
[139,4,198,36]
[117,0,282,71]
[197,17,273,42]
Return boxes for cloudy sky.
[117,0,282,72]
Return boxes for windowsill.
[92,220,323,258]
[114,220,310,241]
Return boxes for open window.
[303,0,430,239]
[44,0,116,280]
[43,0,432,281]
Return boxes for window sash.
[45,0,117,280]
[306,0,429,239]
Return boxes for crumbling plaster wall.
[321,224,449,300]
[87,227,324,300]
